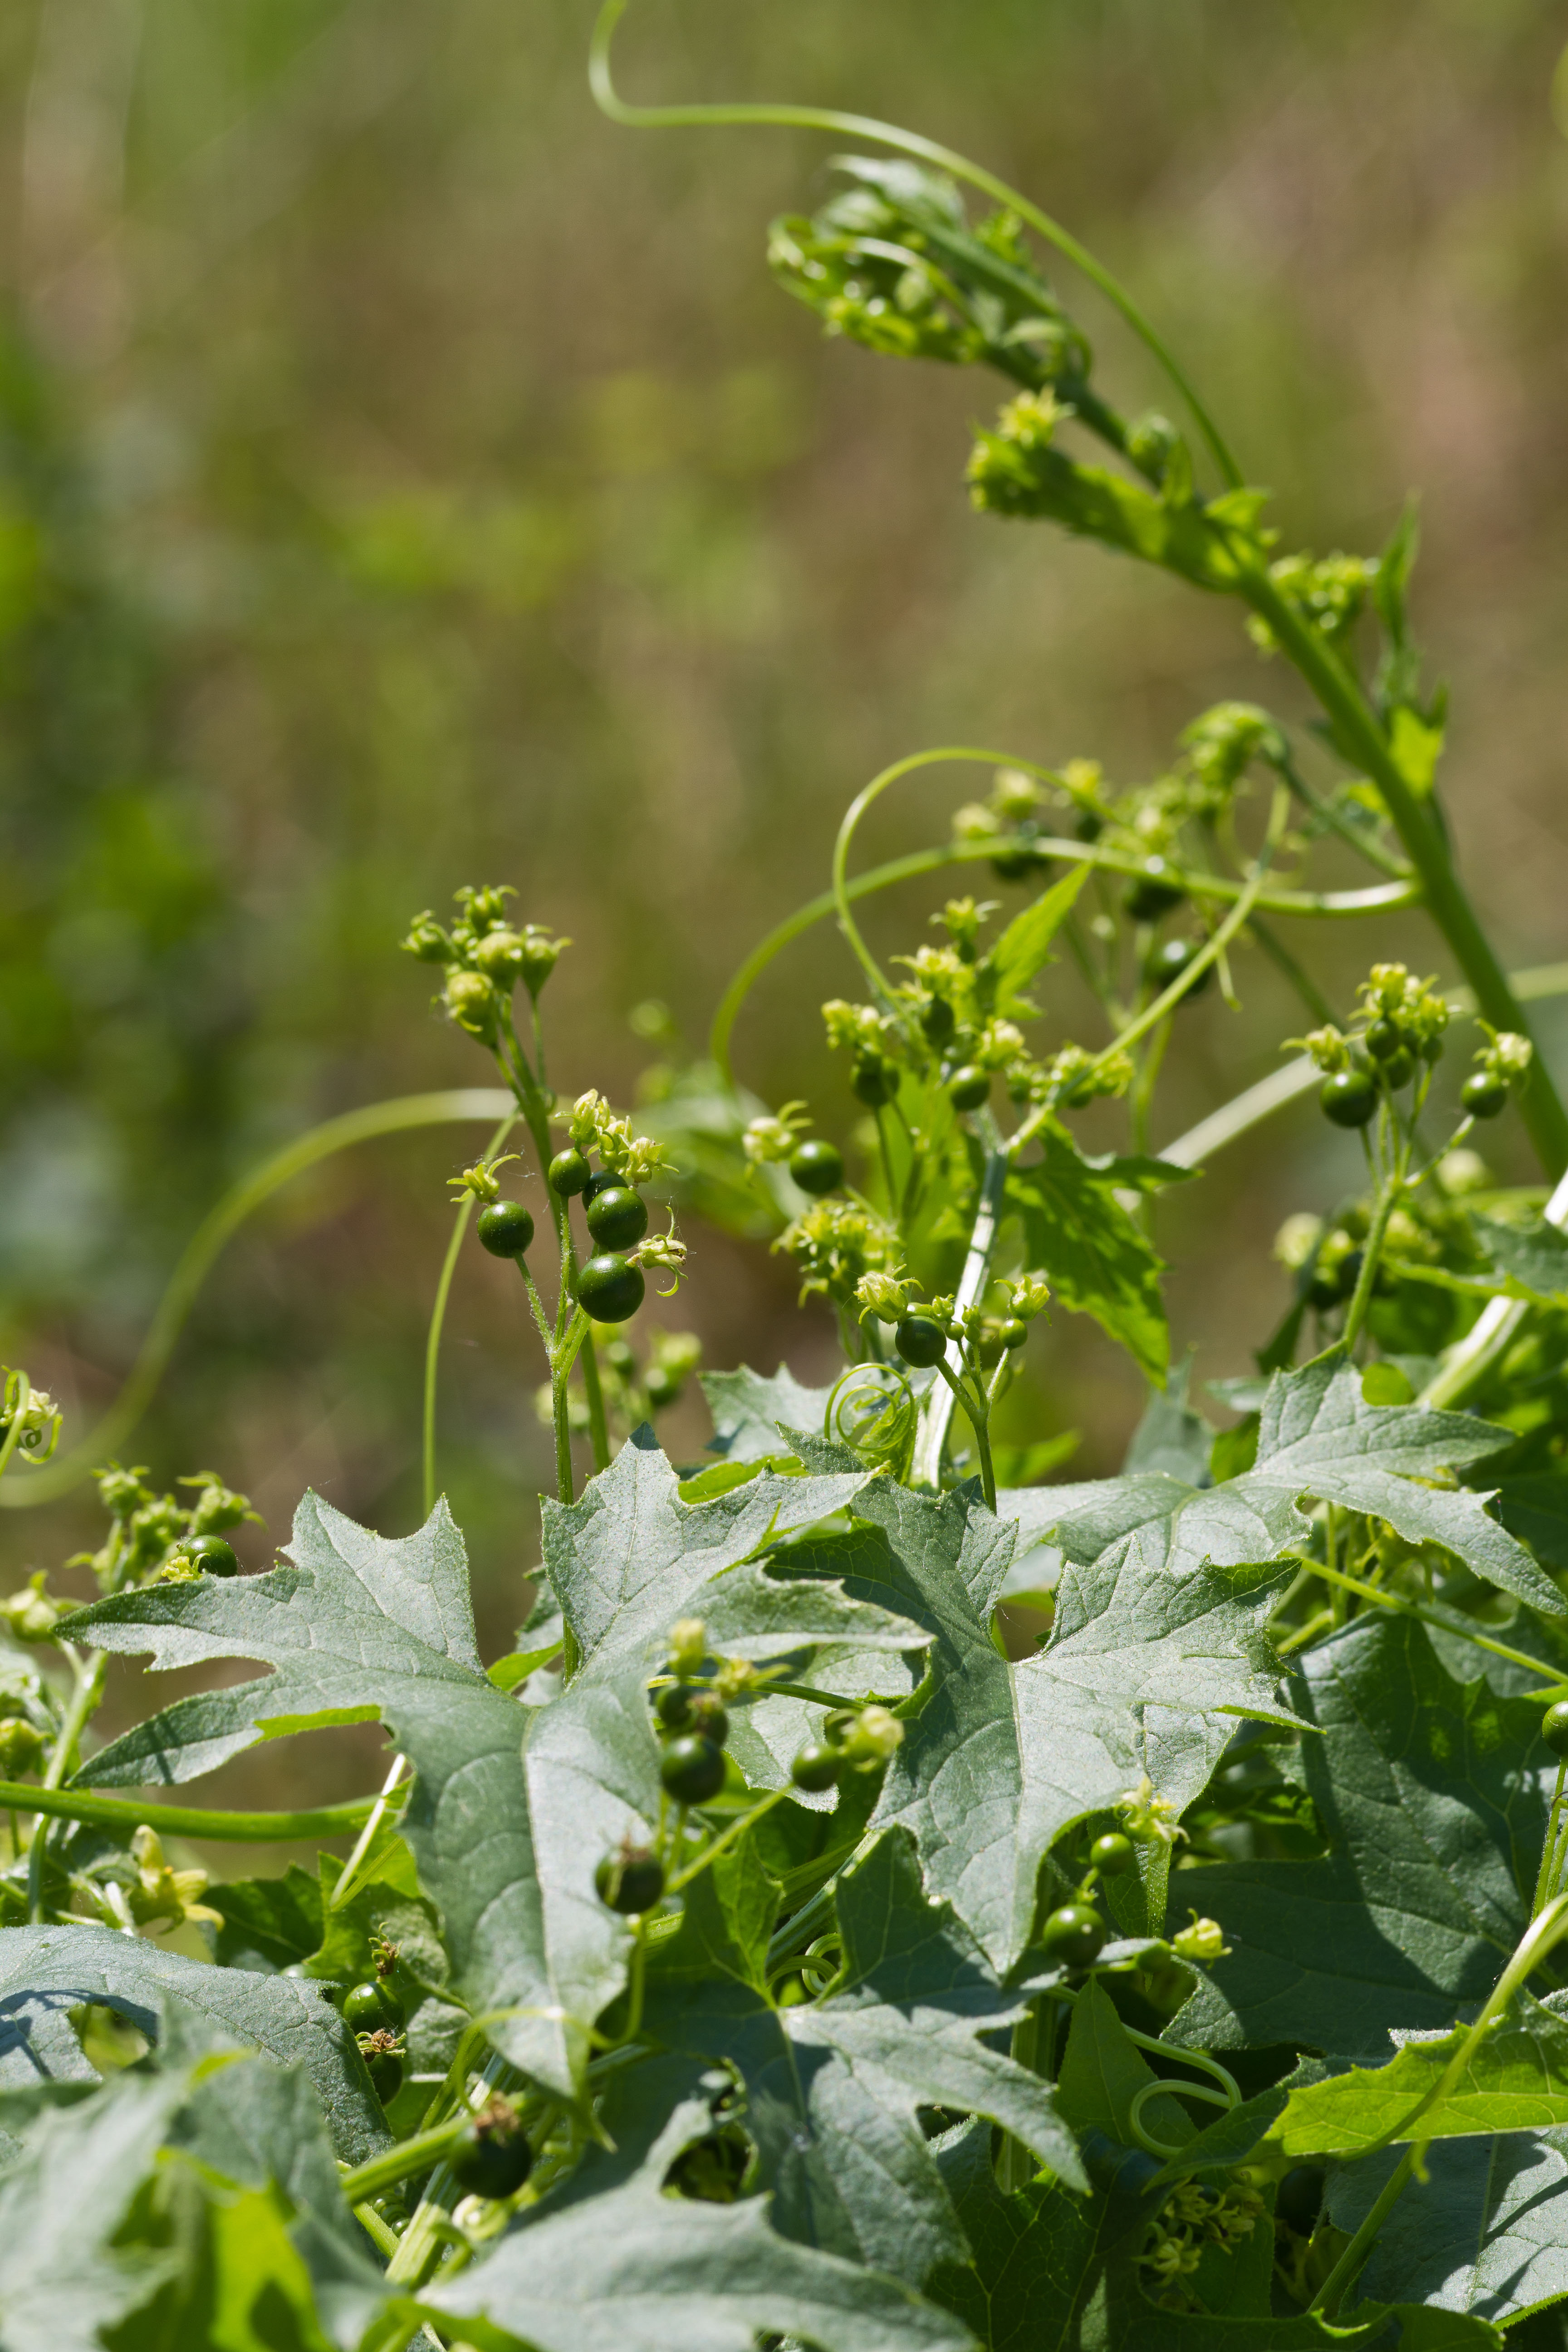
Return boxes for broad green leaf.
[1326,2130,1568,2331]
[1121,1362,1215,1486]
[540,1429,912,1675]
[1269,1994,1568,2157]
[702,1364,837,1462]
[0,1923,386,2161]
[417,2082,975,2352]
[1006,1124,1171,1383]
[121,2183,339,2352]
[72,1455,905,2098]
[1171,1615,1552,2061]
[1470,1213,1568,1306]
[1055,1978,1195,2155]
[996,1351,1560,1612]
[826,1469,1297,1973]
[212,1866,323,1973]
[0,2064,185,2352]
[643,1828,1083,2289]
[982,865,1088,1018]
[1497,1472,1568,1572]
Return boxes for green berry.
[1041,1902,1106,1969]
[947,1064,991,1112]
[790,1743,842,1793]
[585,1186,648,1251]
[895,1315,948,1368]
[789,1139,843,1196]
[1275,2165,1325,2236]
[476,1200,534,1259]
[577,1253,645,1323]
[1380,1047,1414,1091]
[363,2043,403,2105]
[581,1168,619,1203]
[450,2109,534,2200]
[659,1735,727,1805]
[851,1056,896,1107]
[1089,1831,1135,1877]
[342,1979,405,2034]
[1145,936,1212,997]
[1122,859,1184,921]
[1320,1070,1377,1129]
[1543,1702,1568,1758]
[594,1848,665,1915]
[997,1317,1029,1351]
[822,1708,859,1748]
[187,1534,240,1577]
[548,1148,591,1196]
[1462,1071,1509,1120]
[1364,1017,1402,1060]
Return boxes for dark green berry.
[1320,1070,1377,1128]
[1542,1702,1568,1758]
[920,995,956,1045]
[681,1690,729,1747]
[659,1735,727,1805]
[947,1064,991,1112]
[822,1708,859,1748]
[360,2038,403,2104]
[1145,936,1212,997]
[548,1148,591,1196]
[1122,859,1184,921]
[851,1056,896,1107]
[1380,1047,1414,1090]
[997,1318,1029,1351]
[1089,1831,1136,1877]
[343,1979,405,2034]
[450,2108,534,2200]
[1041,1902,1106,1969]
[895,1315,949,1368]
[656,1682,697,1730]
[1364,1017,1402,1061]
[1275,2165,1325,2236]
[594,1847,665,1915]
[187,1533,240,1577]
[586,1186,648,1251]
[577,1253,644,1323]
[789,1139,843,1196]
[476,1200,534,1259]
[790,1743,842,1793]
[581,1168,619,1203]
[1462,1071,1509,1120]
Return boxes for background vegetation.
[3,0,1567,1711]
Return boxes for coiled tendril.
[825,1363,919,1479]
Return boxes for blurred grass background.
[2,0,1567,1744]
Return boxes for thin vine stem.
[589,0,1245,488]
[2,1779,380,1842]
[425,1111,518,1519]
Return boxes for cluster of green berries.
[1302,963,1529,1133]
[1038,1828,1138,1969]
[856,1271,1050,1372]
[788,1702,904,1794]
[341,1960,407,2107]
[546,1145,650,1323]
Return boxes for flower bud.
[1171,1913,1231,1963]
[667,1619,707,1677]
[402,911,453,965]
[518,926,570,995]
[842,1705,904,1765]
[444,970,498,1040]
[855,1270,914,1321]
[472,929,527,985]
[0,1717,44,1776]
[1493,1032,1533,1078]
[1008,1274,1052,1323]
[0,1574,63,1644]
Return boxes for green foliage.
[4,13,1568,2348]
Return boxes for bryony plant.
[2,14,1568,2351]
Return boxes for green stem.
[30,1649,108,1922]
[10,1781,382,1842]
[581,1334,611,1473]
[1310,2146,1418,2319]
[1341,1177,1401,1352]
[425,1112,518,1520]
[1533,1758,1568,1921]
[1238,565,1568,1180]
[1311,1892,1568,2313]
[590,0,1244,487]
[340,2117,470,2207]
[935,1359,996,1512]
[1303,1554,1563,1686]
[665,1788,789,1894]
